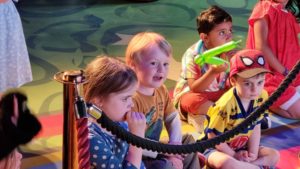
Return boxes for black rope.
[95,60,300,154]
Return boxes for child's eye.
[122,97,128,102]
[258,80,264,85]
[219,31,225,36]
[150,62,158,66]
[244,82,250,86]
[164,63,169,67]
[218,29,233,37]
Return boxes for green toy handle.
[194,40,241,66]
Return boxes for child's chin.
[151,83,163,88]
[250,96,258,100]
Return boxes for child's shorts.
[179,90,226,114]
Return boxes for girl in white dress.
[0,0,32,93]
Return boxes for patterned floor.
[14,0,300,168]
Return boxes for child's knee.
[208,155,237,169]
[287,100,300,119]
[269,149,280,166]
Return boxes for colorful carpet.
[14,0,300,168]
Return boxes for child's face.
[232,74,265,101]
[98,83,137,122]
[14,150,22,169]
[133,45,170,91]
[0,150,22,169]
[203,21,233,49]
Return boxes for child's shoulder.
[260,89,269,100]
[213,88,236,108]
[184,40,204,55]
[255,0,283,13]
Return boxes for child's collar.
[233,88,254,117]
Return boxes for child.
[126,32,201,169]
[0,149,22,169]
[246,0,300,119]
[84,56,147,169]
[0,91,41,160]
[173,5,234,132]
[200,49,280,169]
[0,0,32,93]
[0,91,41,169]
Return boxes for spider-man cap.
[229,49,272,78]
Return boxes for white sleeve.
[164,111,182,143]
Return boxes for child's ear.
[129,62,137,71]
[229,77,236,86]
[200,33,208,41]
[92,97,103,108]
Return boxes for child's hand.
[167,155,183,169]
[221,49,238,59]
[165,141,184,169]
[126,112,146,138]
[210,63,228,74]
[248,152,257,162]
[234,150,250,162]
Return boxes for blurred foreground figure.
[0,91,41,160]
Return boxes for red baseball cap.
[229,49,272,78]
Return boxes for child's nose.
[251,85,257,93]
[226,33,233,41]
[18,153,23,159]
[128,98,134,108]
[16,151,23,160]
[157,63,163,73]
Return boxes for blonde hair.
[125,32,172,66]
[83,56,137,102]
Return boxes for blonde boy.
[126,32,201,169]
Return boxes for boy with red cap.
[200,49,279,169]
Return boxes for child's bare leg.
[186,101,213,133]
[270,107,293,119]
[286,99,300,119]
[251,147,280,167]
[271,98,300,119]
[194,100,214,115]
[207,151,260,169]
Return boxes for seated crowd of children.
[1,0,299,169]
[83,1,299,168]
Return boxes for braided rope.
[94,60,300,155]
[76,118,90,169]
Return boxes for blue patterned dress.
[88,122,146,169]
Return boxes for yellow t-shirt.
[132,85,175,141]
[200,87,269,150]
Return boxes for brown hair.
[83,56,137,102]
[196,5,232,34]
[125,32,172,66]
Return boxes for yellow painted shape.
[21,151,62,168]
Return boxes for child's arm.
[207,132,236,157]
[247,124,261,161]
[126,111,147,168]
[253,17,286,74]
[164,112,183,169]
[89,122,143,169]
[164,111,182,143]
[188,63,228,93]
